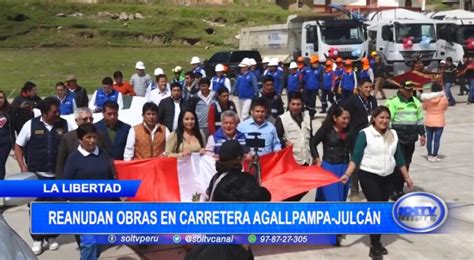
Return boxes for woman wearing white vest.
[340,105,413,259]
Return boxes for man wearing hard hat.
[171,66,185,86]
[233,58,259,120]
[301,55,323,118]
[190,56,207,78]
[130,61,153,97]
[263,58,285,95]
[287,62,301,103]
[210,64,231,93]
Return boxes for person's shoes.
[434,156,442,162]
[349,190,362,202]
[369,244,386,259]
[427,156,436,162]
[389,190,405,201]
[31,241,44,255]
[48,238,59,251]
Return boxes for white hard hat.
[262,56,270,64]
[268,58,279,67]
[190,56,201,64]
[215,64,225,72]
[440,60,446,64]
[172,66,183,73]
[238,58,251,68]
[154,67,164,76]
[249,58,257,66]
[135,61,145,70]
[289,62,298,69]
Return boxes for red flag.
[258,147,340,201]
[115,157,180,201]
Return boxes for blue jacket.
[211,76,228,92]
[302,66,323,90]
[335,67,344,86]
[234,71,258,99]
[264,69,284,94]
[323,71,335,90]
[287,72,300,93]
[192,66,206,78]
[95,89,120,110]
[58,94,75,115]
[212,128,247,155]
[94,119,130,160]
[341,71,356,91]
[358,69,371,82]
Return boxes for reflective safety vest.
[385,92,424,143]
[212,128,247,155]
[58,94,75,115]
[212,101,236,129]
[211,76,228,92]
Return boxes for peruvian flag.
[115,147,339,202]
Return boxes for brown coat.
[133,124,167,160]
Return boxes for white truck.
[367,8,439,76]
[427,9,473,62]
[239,11,368,63]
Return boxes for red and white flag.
[115,147,339,202]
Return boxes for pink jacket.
[422,91,448,127]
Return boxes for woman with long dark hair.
[340,105,413,259]
[166,108,205,157]
[311,105,352,202]
[0,90,13,180]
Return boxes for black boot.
[369,245,385,260]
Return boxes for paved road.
[3,88,473,259]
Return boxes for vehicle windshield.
[395,23,435,43]
[320,25,364,45]
[458,25,474,44]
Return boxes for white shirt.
[88,90,124,111]
[78,145,99,157]
[123,123,171,161]
[172,99,181,131]
[146,87,171,107]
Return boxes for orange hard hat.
[344,59,352,66]
[336,57,343,63]
[310,55,319,64]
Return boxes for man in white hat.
[233,58,258,120]
[263,58,285,95]
[210,64,231,93]
[146,68,171,107]
[130,61,152,97]
[262,56,270,72]
[190,56,207,78]
[287,61,301,102]
[248,58,262,82]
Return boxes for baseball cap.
[219,140,244,162]
[400,80,417,89]
[154,68,164,76]
[135,61,145,70]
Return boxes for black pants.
[391,142,415,193]
[320,89,335,112]
[303,89,318,117]
[459,77,468,95]
[30,174,59,242]
[359,170,395,246]
[0,140,11,180]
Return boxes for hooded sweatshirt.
[421,91,448,127]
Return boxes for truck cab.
[367,9,439,76]
[301,19,368,62]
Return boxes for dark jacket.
[443,64,457,84]
[55,129,107,179]
[373,62,386,78]
[68,85,89,108]
[10,95,42,137]
[257,91,284,124]
[310,125,352,164]
[157,97,188,132]
[94,119,130,160]
[340,94,377,133]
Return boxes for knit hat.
[219,140,244,162]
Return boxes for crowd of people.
[0,52,473,259]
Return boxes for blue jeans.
[80,235,100,260]
[444,82,456,106]
[469,79,474,103]
[426,126,444,156]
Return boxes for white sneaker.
[427,156,436,162]
[31,241,43,255]
[434,156,442,162]
[48,238,59,251]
